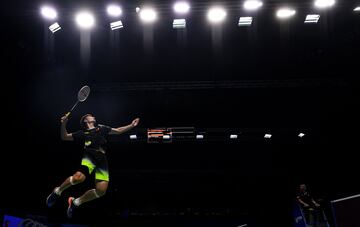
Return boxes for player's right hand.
[61,115,69,124]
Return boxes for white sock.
[73,198,82,206]
[54,187,62,195]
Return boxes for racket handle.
[65,112,71,118]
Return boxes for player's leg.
[46,171,86,207]
[67,155,109,218]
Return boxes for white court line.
[331,194,360,203]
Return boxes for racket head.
[77,85,90,102]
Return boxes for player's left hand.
[132,118,140,127]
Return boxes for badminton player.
[46,113,140,218]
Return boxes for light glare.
[174,2,190,14]
[207,7,227,23]
[243,0,263,11]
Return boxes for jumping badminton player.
[46,113,140,218]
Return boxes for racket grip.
[65,112,71,118]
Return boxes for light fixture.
[110,20,123,30]
[207,7,227,24]
[243,0,263,11]
[305,14,320,23]
[264,134,272,139]
[139,8,157,23]
[41,6,57,20]
[315,0,335,9]
[298,133,305,138]
[173,19,186,28]
[276,8,296,19]
[75,11,95,29]
[49,22,61,33]
[107,5,122,17]
[238,17,253,26]
[174,2,190,14]
[196,135,204,139]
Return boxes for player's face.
[85,115,96,123]
[300,184,306,191]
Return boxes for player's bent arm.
[109,118,140,135]
[110,125,134,135]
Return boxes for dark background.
[2,0,360,226]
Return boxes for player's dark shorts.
[78,149,109,182]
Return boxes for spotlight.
[315,0,335,8]
[243,0,263,11]
[49,22,61,33]
[41,6,57,20]
[276,8,296,19]
[354,6,360,11]
[107,5,122,17]
[139,8,157,23]
[75,11,95,29]
[207,7,227,24]
[230,134,238,139]
[174,2,190,14]
[130,135,137,140]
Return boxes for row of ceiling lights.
[41,0,360,32]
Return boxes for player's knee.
[72,172,86,183]
[95,183,108,197]
[95,187,107,197]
